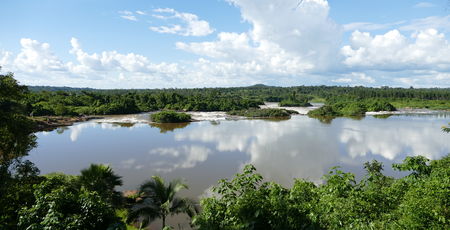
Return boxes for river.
[26,109,450,229]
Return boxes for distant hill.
[246,84,273,88]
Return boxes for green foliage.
[0,71,40,229]
[18,174,123,230]
[80,164,123,207]
[127,176,198,229]
[392,155,431,177]
[279,92,312,107]
[0,72,37,164]
[0,160,43,229]
[308,98,397,119]
[25,84,449,117]
[227,108,298,118]
[195,155,450,230]
[151,111,192,123]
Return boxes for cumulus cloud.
[149,8,214,36]
[14,38,66,72]
[178,0,341,79]
[2,1,450,88]
[341,29,450,71]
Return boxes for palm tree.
[79,164,123,206]
[127,176,198,230]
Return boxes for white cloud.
[343,21,406,32]
[413,2,436,8]
[14,38,66,72]
[177,0,341,80]
[2,1,450,88]
[344,16,450,33]
[150,8,214,36]
[333,72,375,85]
[120,15,137,21]
[400,16,450,32]
[119,10,138,21]
[341,29,450,71]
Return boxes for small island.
[227,108,299,118]
[150,111,192,123]
[308,99,397,118]
[279,92,312,107]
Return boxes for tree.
[127,176,197,230]
[0,70,37,164]
[18,174,124,230]
[0,69,40,228]
[79,164,123,207]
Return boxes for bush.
[194,155,450,230]
[227,108,298,118]
[279,99,311,107]
[151,111,191,123]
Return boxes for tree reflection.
[150,122,190,133]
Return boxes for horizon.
[1,0,450,88]
[26,83,450,91]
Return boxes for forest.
[1,72,449,229]
[24,83,450,119]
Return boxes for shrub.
[151,111,191,123]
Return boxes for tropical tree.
[79,164,123,207]
[127,176,198,230]
[18,174,124,230]
[0,70,40,228]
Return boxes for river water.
[28,111,450,198]
[26,109,450,229]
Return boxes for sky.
[1,0,450,88]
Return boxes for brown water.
[27,112,450,229]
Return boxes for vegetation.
[0,71,38,229]
[22,84,449,117]
[127,176,198,229]
[194,155,450,229]
[308,98,397,118]
[151,111,192,123]
[18,173,125,230]
[227,108,298,118]
[279,92,312,107]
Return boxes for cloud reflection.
[339,118,450,161]
[149,145,212,173]
[175,116,450,185]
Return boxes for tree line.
[24,83,450,117]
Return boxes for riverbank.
[31,116,103,132]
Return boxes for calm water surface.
[28,113,450,200]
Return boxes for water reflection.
[149,145,212,172]
[150,122,190,133]
[29,114,450,194]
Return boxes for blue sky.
[1,0,450,88]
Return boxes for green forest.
[24,82,450,118]
[1,72,449,229]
